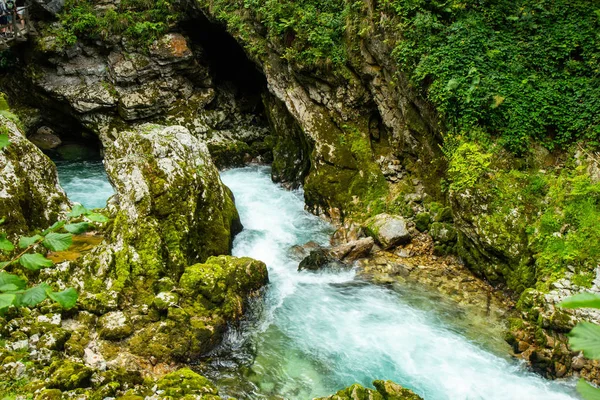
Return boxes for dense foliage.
[204,0,600,153]
[50,0,180,48]
[384,0,600,153]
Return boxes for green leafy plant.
[0,133,8,150]
[50,0,181,50]
[0,202,108,314]
[0,218,80,313]
[559,293,600,399]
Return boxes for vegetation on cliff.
[48,0,181,49]
[203,0,599,153]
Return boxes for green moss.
[572,272,595,288]
[415,213,431,232]
[47,360,93,391]
[156,368,218,397]
[35,389,63,400]
[314,380,422,400]
[447,142,492,192]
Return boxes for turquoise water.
[53,162,579,399]
[54,160,114,209]
[214,166,578,400]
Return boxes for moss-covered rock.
[47,360,93,390]
[414,213,431,232]
[0,114,69,236]
[263,92,313,188]
[129,256,267,362]
[179,256,268,308]
[315,380,422,400]
[34,389,62,400]
[429,223,457,244]
[156,368,219,398]
[77,124,242,298]
[97,311,133,341]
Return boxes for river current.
[56,162,578,400]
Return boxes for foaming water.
[54,160,114,209]
[214,166,577,400]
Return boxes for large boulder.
[364,214,411,250]
[87,123,242,293]
[0,114,69,235]
[128,256,268,361]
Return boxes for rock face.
[94,123,242,291]
[6,30,271,168]
[0,114,69,235]
[364,214,411,250]
[314,380,423,400]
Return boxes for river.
[56,162,578,400]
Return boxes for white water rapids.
[55,162,579,400]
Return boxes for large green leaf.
[0,293,15,311]
[0,133,9,150]
[0,234,14,252]
[0,272,26,290]
[19,253,53,271]
[64,222,92,234]
[577,378,600,400]
[19,284,50,307]
[569,322,600,359]
[47,288,78,309]
[559,293,600,310]
[42,232,72,252]
[41,221,66,236]
[18,234,43,249]
[86,213,108,223]
[0,283,19,292]
[67,204,89,218]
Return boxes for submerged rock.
[364,214,411,250]
[315,380,423,400]
[298,248,347,271]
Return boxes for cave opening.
[180,13,267,98]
